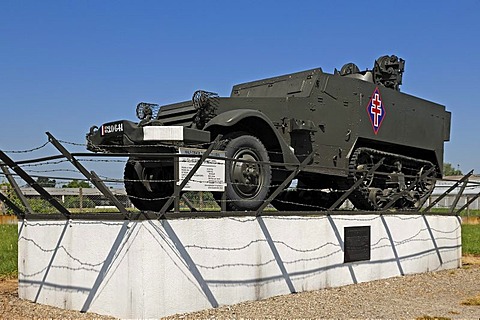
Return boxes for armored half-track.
[87,55,451,212]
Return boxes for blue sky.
[1,0,479,181]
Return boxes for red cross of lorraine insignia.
[366,87,386,134]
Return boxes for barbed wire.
[0,136,447,182]
[78,159,126,163]
[0,136,477,216]
[24,169,81,174]
[2,141,50,154]
[0,169,464,192]
[0,175,472,208]
[57,140,87,147]
[20,159,70,167]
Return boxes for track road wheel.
[348,149,378,210]
[221,134,272,211]
[410,166,436,209]
[124,160,174,211]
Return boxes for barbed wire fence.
[0,133,478,218]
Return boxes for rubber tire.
[221,134,272,211]
[124,160,174,212]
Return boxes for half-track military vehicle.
[87,55,451,212]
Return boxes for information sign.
[178,147,226,192]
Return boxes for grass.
[462,224,480,256]
[429,207,480,216]
[0,224,18,279]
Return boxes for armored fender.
[204,109,299,166]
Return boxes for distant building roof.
[432,174,480,196]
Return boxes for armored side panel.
[231,68,322,98]
[308,72,449,177]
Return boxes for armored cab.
[87,55,451,212]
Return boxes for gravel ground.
[1,259,479,319]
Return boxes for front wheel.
[124,159,174,211]
[220,134,272,211]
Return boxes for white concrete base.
[18,215,461,319]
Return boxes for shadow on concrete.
[19,215,460,313]
[18,218,25,238]
[257,216,296,293]
[161,220,219,308]
[327,215,358,284]
[422,215,443,265]
[34,220,69,303]
[80,221,130,312]
[380,215,405,276]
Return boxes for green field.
[429,207,480,216]
[462,224,480,255]
[0,224,18,279]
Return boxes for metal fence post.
[158,135,222,217]
[173,153,180,213]
[456,191,480,215]
[1,165,33,215]
[0,191,24,217]
[79,187,83,212]
[0,150,71,218]
[450,179,468,212]
[328,158,385,211]
[423,170,474,212]
[382,167,436,210]
[46,132,130,219]
[255,152,315,216]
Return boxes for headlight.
[136,102,158,120]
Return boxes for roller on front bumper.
[86,120,211,153]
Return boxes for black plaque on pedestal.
[344,226,371,263]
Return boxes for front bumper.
[86,120,211,153]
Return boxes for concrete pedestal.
[18,214,461,318]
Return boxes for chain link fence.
[0,186,226,214]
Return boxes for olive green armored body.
[87,55,451,212]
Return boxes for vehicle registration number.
[101,122,124,136]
